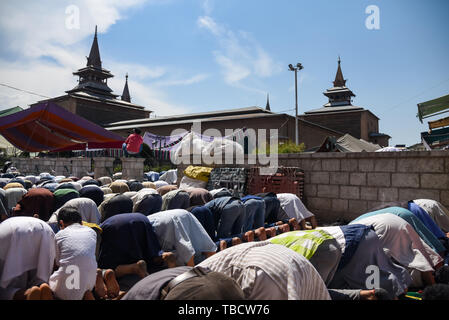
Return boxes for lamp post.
[288,62,303,145]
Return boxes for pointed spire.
[265,93,271,111]
[333,56,346,87]
[121,73,131,102]
[86,25,102,69]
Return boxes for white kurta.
[350,213,442,272]
[0,217,56,298]
[148,209,217,265]
[49,223,97,300]
[413,199,449,233]
[276,193,314,221]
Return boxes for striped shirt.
[198,241,330,300]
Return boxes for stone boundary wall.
[274,151,449,223]
[176,151,449,223]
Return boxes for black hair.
[134,128,142,134]
[422,284,449,300]
[57,206,82,225]
[435,266,449,285]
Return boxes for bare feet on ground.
[39,283,53,300]
[161,252,177,268]
[95,268,107,299]
[83,290,95,300]
[243,230,254,242]
[289,218,300,231]
[232,237,242,246]
[266,227,276,238]
[103,269,120,299]
[219,240,227,251]
[255,227,267,241]
[279,224,290,234]
[136,260,149,278]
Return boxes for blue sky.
[0,0,448,147]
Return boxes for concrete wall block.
[350,173,366,186]
[301,159,322,172]
[420,173,449,189]
[360,186,378,201]
[310,172,329,184]
[330,172,349,185]
[445,158,449,173]
[340,159,358,172]
[331,199,348,212]
[304,173,311,184]
[348,199,368,215]
[378,188,399,202]
[317,184,340,198]
[340,186,360,200]
[366,201,385,212]
[367,173,391,187]
[397,158,444,173]
[391,173,420,188]
[358,159,374,172]
[373,159,396,172]
[440,191,449,207]
[398,188,440,202]
[304,184,317,197]
[307,197,332,211]
[322,159,340,171]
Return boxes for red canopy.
[0,102,125,152]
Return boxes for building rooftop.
[105,106,274,127]
[303,105,365,114]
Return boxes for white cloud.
[109,79,190,116]
[202,0,214,15]
[154,74,210,87]
[197,15,282,88]
[0,0,193,116]
[197,15,224,36]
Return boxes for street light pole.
[289,62,303,145]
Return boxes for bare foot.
[103,269,120,299]
[111,291,127,300]
[243,230,254,242]
[255,227,267,241]
[95,269,107,299]
[83,290,95,300]
[219,240,227,251]
[289,218,300,231]
[232,237,242,246]
[266,227,276,238]
[136,260,149,278]
[25,286,41,300]
[162,252,177,268]
[279,224,290,234]
[275,221,283,226]
[39,283,53,300]
[360,289,377,300]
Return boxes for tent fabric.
[0,102,124,152]
[336,134,381,152]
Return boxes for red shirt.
[125,133,143,153]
